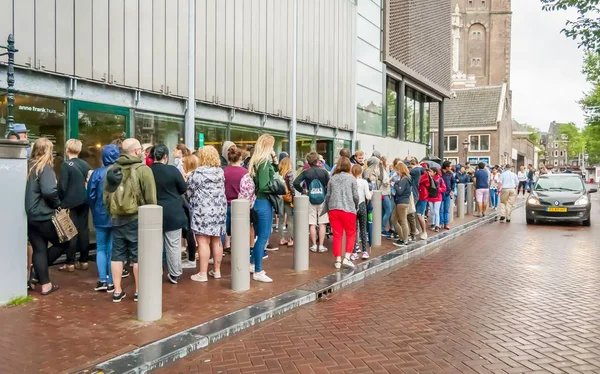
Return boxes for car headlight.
[575,196,589,206]
[527,197,540,205]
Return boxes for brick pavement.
[0,208,482,373]
[158,199,600,374]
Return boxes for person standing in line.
[323,157,359,269]
[517,166,528,196]
[88,144,120,292]
[247,134,279,283]
[26,138,76,295]
[220,141,236,168]
[350,150,365,168]
[224,146,248,252]
[278,157,295,247]
[416,165,431,240]
[104,138,157,303]
[181,154,200,268]
[391,162,412,247]
[427,167,446,232]
[150,145,187,284]
[350,164,371,260]
[173,144,191,176]
[489,167,501,210]
[440,161,456,230]
[142,143,154,166]
[187,146,227,282]
[58,139,92,272]
[330,148,352,174]
[497,164,519,223]
[293,151,330,253]
[473,162,490,217]
[378,156,394,238]
[408,159,424,240]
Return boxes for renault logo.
[554,201,560,206]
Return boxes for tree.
[523,124,542,145]
[541,0,600,52]
[558,122,586,159]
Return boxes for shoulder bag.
[52,208,78,243]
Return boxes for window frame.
[444,135,459,152]
[468,134,490,152]
[445,157,459,165]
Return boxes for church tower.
[451,0,512,89]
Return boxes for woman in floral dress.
[186,146,227,282]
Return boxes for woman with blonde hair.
[186,146,227,282]
[392,162,412,247]
[26,138,75,295]
[181,153,199,268]
[247,134,279,283]
[278,156,295,247]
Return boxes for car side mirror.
[588,188,598,194]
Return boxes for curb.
[85,203,524,374]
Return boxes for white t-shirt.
[357,178,372,204]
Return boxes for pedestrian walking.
[58,139,92,271]
[293,151,330,253]
[323,156,359,269]
[473,162,490,217]
[278,157,295,247]
[248,134,280,283]
[427,167,446,232]
[88,144,120,292]
[392,162,412,247]
[150,144,187,285]
[490,167,500,210]
[187,146,227,282]
[526,164,535,192]
[517,166,528,196]
[25,138,76,295]
[104,138,157,303]
[498,164,519,223]
[440,161,456,230]
[350,164,371,260]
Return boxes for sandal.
[40,284,59,296]
[75,262,89,270]
[58,264,75,272]
[279,241,288,246]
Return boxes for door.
[69,101,130,169]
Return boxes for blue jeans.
[490,189,499,208]
[95,227,113,284]
[428,201,441,226]
[251,199,273,273]
[440,194,451,225]
[382,195,393,232]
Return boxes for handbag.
[408,194,416,214]
[268,173,288,195]
[52,208,78,243]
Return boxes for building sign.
[198,133,205,147]
[468,157,490,165]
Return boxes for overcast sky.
[511,1,590,131]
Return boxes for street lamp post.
[0,34,18,137]
[462,139,470,165]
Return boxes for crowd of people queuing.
[22,130,548,301]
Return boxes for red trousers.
[328,209,357,257]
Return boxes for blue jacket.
[441,171,455,197]
[393,176,412,205]
[88,144,120,228]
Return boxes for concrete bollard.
[449,196,455,223]
[372,190,382,247]
[293,195,309,271]
[457,184,465,219]
[466,183,474,215]
[231,199,250,291]
[138,205,163,322]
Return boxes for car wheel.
[583,217,591,227]
[526,218,535,225]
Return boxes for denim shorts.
[416,200,428,216]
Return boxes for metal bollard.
[293,196,309,271]
[138,205,163,322]
[449,196,455,223]
[372,190,382,247]
[457,184,465,219]
[466,183,474,215]
[231,199,250,291]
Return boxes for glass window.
[357,38,382,71]
[135,112,184,162]
[470,135,480,151]
[444,135,458,152]
[357,85,383,135]
[469,134,490,151]
[230,126,260,153]
[386,78,397,138]
[357,62,383,93]
[357,16,380,49]
[357,0,381,27]
[414,92,421,143]
[0,94,66,170]
[316,139,333,166]
[270,131,289,157]
[423,102,430,147]
[77,110,127,169]
[405,89,415,142]
[195,121,227,153]
[296,137,314,168]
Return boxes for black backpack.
[428,175,439,198]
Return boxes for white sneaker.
[191,273,208,282]
[420,232,428,240]
[342,258,355,269]
[250,264,255,273]
[208,270,221,279]
[208,258,214,265]
[362,252,370,260]
[253,271,273,283]
[310,245,318,252]
[334,261,342,269]
[350,253,360,261]
[318,245,328,253]
[181,260,197,269]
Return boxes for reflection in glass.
[230,126,260,154]
[195,121,227,153]
[296,138,313,168]
[414,92,421,143]
[405,89,415,142]
[480,135,490,151]
[316,140,333,166]
[357,85,383,136]
[423,102,431,147]
[386,79,397,138]
[135,112,184,161]
[271,132,290,157]
[78,110,126,169]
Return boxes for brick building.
[542,121,570,171]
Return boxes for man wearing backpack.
[104,138,157,303]
[293,151,330,253]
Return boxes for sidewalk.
[0,208,495,374]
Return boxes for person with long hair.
[427,167,447,232]
[150,144,187,284]
[278,157,295,247]
[224,146,247,253]
[391,162,412,247]
[173,143,191,175]
[25,138,75,295]
[181,154,199,267]
[248,134,279,283]
[187,146,227,282]
[324,156,359,269]
[350,164,371,260]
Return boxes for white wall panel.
[75,0,93,78]
[109,0,125,85]
[55,0,74,75]
[233,0,244,108]
[257,0,267,113]
[124,0,139,87]
[271,0,281,115]
[205,0,216,102]
[285,0,293,117]
[215,0,226,104]
[139,0,153,90]
[92,0,109,81]
[14,0,35,68]
[152,0,166,92]
[0,0,13,64]
[250,0,260,111]
[196,0,207,101]
[35,0,55,71]
[177,0,189,96]
[165,1,178,94]
[296,0,304,120]
[241,0,252,109]
[265,0,274,115]
[224,0,235,106]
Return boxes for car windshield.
[535,177,585,192]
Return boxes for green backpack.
[107,164,144,216]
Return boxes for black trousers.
[354,202,368,253]
[183,205,196,261]
[69,204,90,263]
[517,181,527,195]
[28,220,76,285]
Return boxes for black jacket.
[149,163,188,232]
[393,176,412,205]
[293,165,330,195]
[59,158,91,209]
[26,164,61,222]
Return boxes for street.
[158,196,600,374]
